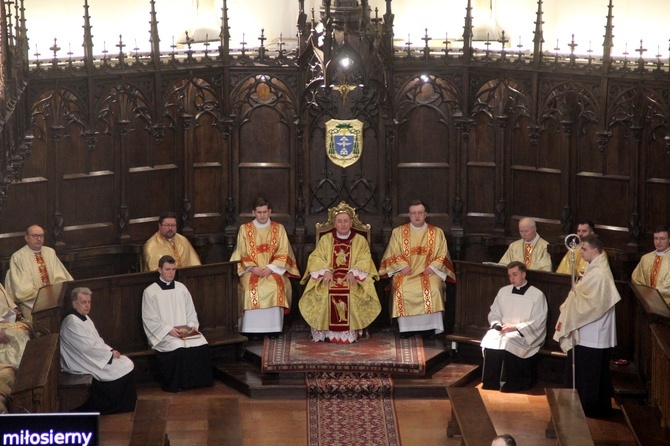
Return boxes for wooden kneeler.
[545,388,594,446]
[447,387,498,446]
[129,398,170,446]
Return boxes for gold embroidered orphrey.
[325,119,364,168]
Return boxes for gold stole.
[651,255,662,288]
[34,252,51,286]
[244,222,287,309]
[328,235,353,331]
[169,240,183,267]
[524,243,532,268]
[393,225,437,315]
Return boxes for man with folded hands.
[60,287,137,413]
[481,261,548,392]
[142,255,212,392]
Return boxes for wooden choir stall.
[11,261,244,413]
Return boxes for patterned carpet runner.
[306,372,401,446]
[262,327,425,375]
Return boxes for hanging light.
[471,0,503,42]
[180,0,221,44]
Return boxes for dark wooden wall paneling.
[2,7,670,279]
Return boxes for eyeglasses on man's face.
[28,234,44,239]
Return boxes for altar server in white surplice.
[142,255,212,392]
[481,261,548,392]
[60,287,136,414]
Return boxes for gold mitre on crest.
[316,201,371,234]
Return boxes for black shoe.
[243,333,264,341]
[421,331,437,340]
[268,333,279,339]
[399,331,414,339]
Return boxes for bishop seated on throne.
[298,202,380,343]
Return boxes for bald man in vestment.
[5,225,73,320]
[143,212,201,271]
[498,217,552,272]
[631,226,670,304]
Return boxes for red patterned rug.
[306,372,401,446]
[262,327,425,375]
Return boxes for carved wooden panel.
[393,75,461,225]
[233,75,296,224]
[465,112,496,231]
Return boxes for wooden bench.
[544,388,594,445]
[129,398,170,446]
[208,398,242,445]
[618,323,670,446]
[11,333,60,413]
[446,387,498,446]
[621,401,670,446]
[58,372,93,412]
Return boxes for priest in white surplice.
[142,255,212,392]
[60,287,136,414]
[481,261,548,392]
[5,225,73,320]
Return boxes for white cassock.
[481,284,548,359]
[142,279,208,353]
[60,313,134,381]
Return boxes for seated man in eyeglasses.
[143,212,201,271]
[4,224,73,320]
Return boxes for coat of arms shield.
[325,119,364,168]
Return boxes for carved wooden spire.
[602,0,614,66]
[532,0,544,66]
[83,0,94,68]
[149,0,160,65]
[462,0,473,59]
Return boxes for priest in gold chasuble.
[299,207,380,343]
[379,200,456,337]
[230,198,300,335]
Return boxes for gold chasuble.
[5,245,73,319]
[631,250,670,303]
[556,248,609,278]
[498,238,552,271]
[379,224,456,318]
[230,221,300,313]
[142,232,201,272]
[299,231,380,337]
